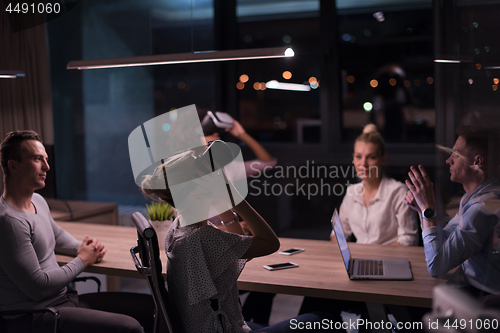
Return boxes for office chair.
[70,275,102,293]
[0,307,59,333]
[0,277,101,333]
[130,212,184,333]
[423,285,500,333]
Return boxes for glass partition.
[337,2,435,143]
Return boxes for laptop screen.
[331,209,351,273]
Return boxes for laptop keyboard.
[357,260,384,276]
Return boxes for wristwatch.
[422,208,436,219]
[222,210,239,226]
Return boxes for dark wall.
[49,0,155,205]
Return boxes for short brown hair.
[0,130,43,178]
[456,125,500,178]
[456,125,489,157]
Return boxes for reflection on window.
[236,0,320,143]
[338,5,435,143]
[152,0,216,114]
[456,3,500,123]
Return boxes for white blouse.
[334,176,418,246]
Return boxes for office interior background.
[1,0,500,239]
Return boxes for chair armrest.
[130,245,151,276]
[0,307,59,333]
[0,307,59,317]
[73,276,102,293]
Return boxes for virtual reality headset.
[201,111,234,136]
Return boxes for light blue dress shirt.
[423,178,500,293]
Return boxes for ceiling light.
[434,60,461,64]
[434,57,473,64]
[67,47,294,70]
[0,70,25,78]
[266,80,310,92]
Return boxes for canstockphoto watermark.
[289,318,423,331]
[248,160,379,199]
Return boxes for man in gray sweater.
[0,130,147,333]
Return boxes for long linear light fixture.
[67,47,294,70]
[434,59,462,64]
[0,70,25,79]
[434,57,473,64]
[266,80,311,91]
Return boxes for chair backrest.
[130,212,184,333]
[423,285,500,333]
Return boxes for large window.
[338,4,435,143]
[152,2,217,115]
[234,1,321,143]
[455,1,500,121]
[236,15,321,143]
[48,0,500,209]
[231,1,436,145]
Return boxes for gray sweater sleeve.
[51,217,81,256]
[0,215,85,302]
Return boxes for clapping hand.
[404,165,436,212]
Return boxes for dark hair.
[456,125,489,157]
[456,125,500,178]
[0,130,43,178]
[355,124,386,157]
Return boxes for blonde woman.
[302,125,418,332]
[334,124,418,245]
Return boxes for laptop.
[331,209,413,280]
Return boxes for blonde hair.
[141,150,197,205]
[355,124,386,157]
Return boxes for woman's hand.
[405,165,436,212]
[226,120,246,139]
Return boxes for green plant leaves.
[146,201,175,221]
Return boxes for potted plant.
[146,201,176,250]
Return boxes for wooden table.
[239,238,439,308]
[56,222,440,308]
[50,201,120,290]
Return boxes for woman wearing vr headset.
[141,147,332,332]
[202,111,281,325]
[202,111,277,178]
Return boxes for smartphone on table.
[263,262,299,271]
[278,248,304,256]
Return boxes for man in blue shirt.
[405,125,500,296]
